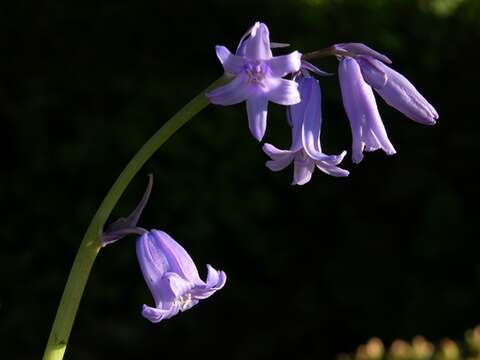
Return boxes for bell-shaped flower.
[136,229,226,323]
[356,56,438,125]
[338,57,396,163]
[335,42,438,125]
[263,75,349,185]
[207,22,302,141]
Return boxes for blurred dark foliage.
[1,0,479,359]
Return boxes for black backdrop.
[2,0,479,359]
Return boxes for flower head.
[137,230,226,323]
[207,22,302,141]
[263,74,349,185]
[338,57,396,163]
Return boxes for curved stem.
[42,75,228,360]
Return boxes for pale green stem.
[42,75,228,360]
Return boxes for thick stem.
[42,75,228,360]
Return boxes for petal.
[206,73,251,106]
[315,151,350,177]
[244,22,272,60]
[150,230,203,284]
[136,232,169,297]
[265,78,300,106]
[292,155,315,185]
[298,77,322,155]
[164,272,195,298]
[215,45,244,75]
[246,96,268,141]
[267,51,302,77]
[368,58,438,125]
[192,265,227,300]
[263,143,295,171]
[141,303,180,323]
[334,43,392,64]
[356,56,388,88]
[338,58,396,163]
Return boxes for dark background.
[1,0,479,359]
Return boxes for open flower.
[137,230,226,323]
[263,75,349,185]
[207,22,302,141]
[338,57,396,163]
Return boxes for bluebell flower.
[263,74,349,185]
[338,57,396,163]
[207,22,302,141]
[137,230,226,323]
[335,43,438,162]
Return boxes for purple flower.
[338,57,396,163]
[137,230,226,323]
[356,56,439,125]
[336,43,438,162]
[207,22,302,141]
[263,75,349,185]
[334,43,438,125]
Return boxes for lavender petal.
[267,51,302,77]
[246,96,268,141]
[206,73,250,106]
[215,45,244,75]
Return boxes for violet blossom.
[336,43,438,162]
[137,230,226,323]
[263,74,349,185]
[338,57,396,163]
[207,22,302,141]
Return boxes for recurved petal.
[266,78,300,106]
[334,42,392,64]
[246,96,268,141]
[192,265,227,300]
[315,152,350,177]
[141,304,180,323]
[150,230,203,284]
[215,45,244,74]
[292,155,315,185]
[244,22,272,60]
[263,144,295,171]
[267,51,302,77]
[207,73,251,106]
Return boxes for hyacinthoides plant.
[43,22,438,359]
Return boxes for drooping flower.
[207,22,302,141]
[336,42,438,162]
[338,57,397,163]
[136,229,226,323]
[263,74,349,185]
[356,56,439,125]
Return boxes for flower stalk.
[42,75,228,360]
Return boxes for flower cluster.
[207,22,438,184]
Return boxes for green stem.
[42,75,228,360]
